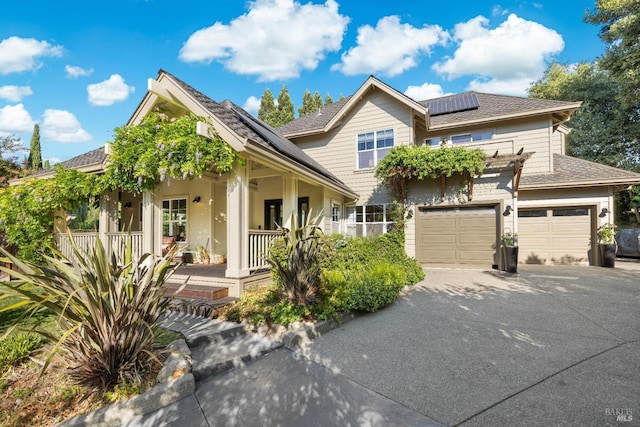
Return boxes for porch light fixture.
[192,196,201,203]
[599,207,610,218]
[123,202,132,208]
[503,205,512,216]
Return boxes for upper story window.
[451,131,493,144]
[357,129,394,169]
[428,131,493,146]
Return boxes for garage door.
[518,207,592,265]
[416,206,497,265]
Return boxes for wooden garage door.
[518,208,591,265]
[416,207,497,265]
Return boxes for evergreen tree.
[44,159,51,169]
[313,91,324,111]
[585,0,640,109]
[0,135,23,187]
[258,88,276,123]
[298,89,315,117]
[274,85,294,127]
[324,93,333,105]
[27,124,42,170]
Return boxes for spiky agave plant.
[0,231,179,390]
[265,210,324,306]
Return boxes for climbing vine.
[374,145,486,201]
[102,112,242,192]
[0,112,241,261]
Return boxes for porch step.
[163,283,229,301]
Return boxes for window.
[357,129,394,169]
[345,204,396,237]
[162,198,187,241]
[451,131,493,144]
[331,203,342,234]
[553,208,589,217]
[428,137,442,147]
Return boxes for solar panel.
[425,93,480,116]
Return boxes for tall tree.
[529,62,640,172]
[324,93,333,106]
[274,85,294,127]
[298,89,315,117]
[585,0,640,109]
[258,88,276,123]
[27,123,42,170]
[313,91,323,111]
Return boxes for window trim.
[345,203,396,237]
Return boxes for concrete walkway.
[129,262,639,426]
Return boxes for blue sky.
[0,0,604,164]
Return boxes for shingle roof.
[521,154,640,188]
[278,87,578,136]
[277,96,351,136]
[160,70,354,194]
[28,147,106,177]
[425,92,579,127]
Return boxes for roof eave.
[519,178,640,190]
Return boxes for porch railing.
[54,232,143,265]
[248,230,282,271]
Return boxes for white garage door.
[416,206,498,266]
[518,207,592,265]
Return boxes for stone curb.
[59,339,194,427]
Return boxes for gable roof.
[278,80,581,137]
[278,76,429,138]
[25,147,107,179]
[520,154,640,189]
[155,70,355,196]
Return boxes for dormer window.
[357,129,394,169]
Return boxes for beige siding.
[295,91,413,202]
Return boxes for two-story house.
[30,70,640,298]
[278,76,640,268]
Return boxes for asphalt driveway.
[136,263,639,426]
[302,264,640,426]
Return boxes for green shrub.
[330,261,407,313]
[220,284,311,326]
[0,232,178,390]
[0,333,46,374]
[323,232,424,286]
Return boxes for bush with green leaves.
[0,333,46,374]
[0,233,178,390]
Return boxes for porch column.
[99,190,118,243]
[142,191,156,255]
[282,176,299,230]
[226,167,250,279]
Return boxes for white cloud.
[179,0,349,81]
[467,76,536,96]
[432,14,564,95]
[332,16,448,77]
[492,5,509,16]
[45,157,61,165]
[65,65,94,79]
[0,36,63,75]
[243,96,261,114]
[0,85,33,102]
[0,104,34,134]
[87,74,135,106]
[41,109,92,143]
[404,83,450,101]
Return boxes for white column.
[226,167,250,278]
[142,191,155,254]
[99,191,117,242]
[282,176,299,230]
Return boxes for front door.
[264,199,283,230]
[264,197,309,230]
